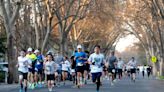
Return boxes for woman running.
[17,50,31,92]
[61,56,71,85]
[44,54,57,92]
[127,57,137,82]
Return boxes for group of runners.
[17,45,143,92]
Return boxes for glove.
[92,62,95,65]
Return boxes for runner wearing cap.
[26,48,37,89]
[34,50,44,87]
[74,45,87,88]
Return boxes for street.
[0,75,163,92]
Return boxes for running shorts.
[19,71,28,80]
[47,74,55,81]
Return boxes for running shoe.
[111,82,114,86]
[85,80,87,84]
[31,83,35,89]
[48,87,53,92]
[19,88,23,92]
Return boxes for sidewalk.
[0,83,18,89]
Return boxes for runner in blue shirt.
[74,45,87,88]
[34,50,44,87]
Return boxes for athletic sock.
[80,77,83,85]
[21,83,23,89]
[24,86,27,92]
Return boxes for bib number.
[77,62,83,66]
[112,69,115,73]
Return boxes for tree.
[0,0,22,83]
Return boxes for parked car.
[0,62,8,83]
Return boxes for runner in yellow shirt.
[26,48,37,89]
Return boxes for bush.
[0,71,5,82]
[159,76,164,80]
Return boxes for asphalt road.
[0,74,163,92]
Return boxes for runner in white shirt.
[127,57,137,82]
[117,57,124,79]
[61,56,71,85]
[88,45,105,92]
[17,50,31,92]
[44,54,57,92]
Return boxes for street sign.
[151,56,157,63]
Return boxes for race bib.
[37,61,40,65]
[112,69,115,73]
[92,66,98,71]
[77,62,83,66]
[46,66,51,71]
[71,69,75,73]
[19,75,23,80]
[35,68,38,71]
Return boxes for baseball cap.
[34,49,40,54]
[27,47,32,52]
[77,45,82,49]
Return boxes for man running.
[142,66,145,78]
[26,48,37,89]
[74,45,87,88]
[127,57,137,82]
[17,50,31,92]
[34,49,44,87]
[70,56,76,86]
[147,65,151,78]
[117,57,124,80]
[83,51,90,84]
[54,52,64,87]
[107,51,117,86]
[88,45,105,92]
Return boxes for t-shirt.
[117,60,124,69]
[74,52,86,66]
[71,60,76,69]
[55,55,64,70]
[147,67,151,72]
[108,56,117,68]
[88,53,104,73]
[62,60,70,71]
[44,61,57,75]
[128,60,137,69]
[35,54,44,70]
[18,56,31,73]
[26,54,37,62]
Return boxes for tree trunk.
[33,0,40,49]
[159,58,164,76]
[41,15,52,54]
[60,34,68,56]
[6,34,15,84]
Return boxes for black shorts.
[103,66,108,71]
[57,70,62,75]
[108,68,115,74]
[118,69,122,74]
[62,70,68,72]
[19,72,28,80]
[47,74,55,81]
[92,72,102,82]
[130,68,136,74]
[28,67,35,74]
[76,66,85,73]
[35,69,43,74]
[84,64,90,71]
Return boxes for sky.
[115,35,139,52]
